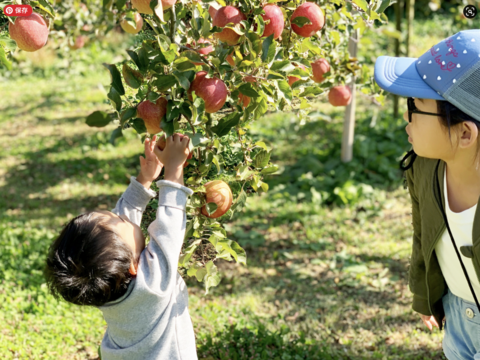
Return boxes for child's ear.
[128,262,137,276]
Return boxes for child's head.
[44,211,146,306]
[404,97,480,164]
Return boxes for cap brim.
[374,56,444,100]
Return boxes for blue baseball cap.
[374,29,480,122]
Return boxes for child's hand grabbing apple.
[136,135,164,189]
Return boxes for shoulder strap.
[434,159,480,313]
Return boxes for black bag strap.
[434,160,480,313]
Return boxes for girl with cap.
[374,29,480,359]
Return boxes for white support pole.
[341,28,360,163]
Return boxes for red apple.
[311,58,330,83]
[188,70,208,101]
[69,35,87,50]
[132,0,176,14]
[201,180,233,218]
[291,2,325,38]
[213,6,246,45]
[137,97,168,134]
[8,13,49,52]
[187,38,214,65]
[120,12,144,34]
[156,133,192,167]
[209,5,218,19]
[193,73,228,113]
[288,63,307,87]
[328,85,352,107]
[261,4,284,39]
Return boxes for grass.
[2,14,475,360]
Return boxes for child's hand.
[154,134,190,186]
[419,314,439,331]
[137,135,164,187]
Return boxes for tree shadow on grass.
[0,132,142,223]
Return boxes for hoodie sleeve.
[405,163,431,316]
[141,179,194,294]
[111,176,157,226]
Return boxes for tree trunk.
[393,0,404,119]
[341,27,360,163]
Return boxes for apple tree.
[1,0,395,292]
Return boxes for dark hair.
[436,100,480,154]
[44,212,135,307]
[400,100,480,171]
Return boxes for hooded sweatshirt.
[98,176,197,360]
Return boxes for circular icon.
[464,5,477,19]
[5,6,13,15]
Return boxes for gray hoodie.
[98,177,198,360]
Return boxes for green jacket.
[405,154,480,330]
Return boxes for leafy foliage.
[0,0,396,292]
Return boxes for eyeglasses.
[407,97,443,123]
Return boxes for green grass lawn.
[3,14,476,359]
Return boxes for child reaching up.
[44,134,198,360]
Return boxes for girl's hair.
[436,100,480,158]
[44,212,135,307]
[400,100,480,171]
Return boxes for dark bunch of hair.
[400,99,480,171]
[44,212,135,307]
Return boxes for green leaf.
[276,80,292,103]
[270,60,295,72]
[205,202,218,216]
[122,63,143,89]
[138,46,150,72]
[353,0,369,12]
[0,47,12,70]
[236,165,253,181]
[130,118,147,134]
[253,149,271,169]
[126,50,147,73]
[261,34,275,63]
[230,189,247,212]
[291,16,311,28]
[157,34,171,52]
[160,118,174,137]
[183,50,204,63]
[210,112,241,137]
[107,87,122,112]
[299,86,324,97]
[109,127,123,145]
[254,96,268,120]
[190,133,210,147]
[215,240,247,265]
[238,83,260,98]
[173,71,192,90]
[103,63,125,96]
[120,107,137,125]
[86,111,111,127]
[204,261,221,293]
[151,0,164,22]
[179,239,201,266]
[0,36,16,51]
[154,75,178,91]
[175,61,196,71]
[260,164,279,175]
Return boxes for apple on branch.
[189,71,228,113]
[201,180,233,218]
[137,97,168,134]
[120,12,144,34]
[213,6,246,45]
[328,85,352,107]
[8,13,49,52]
[291,2,325,38]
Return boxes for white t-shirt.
[435,168,480,303]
